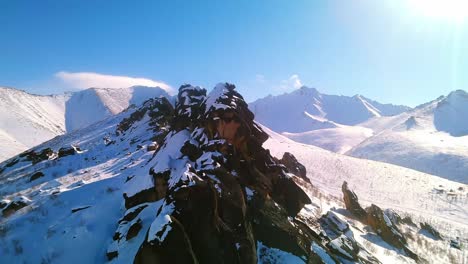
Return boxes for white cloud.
[255,74,266,84]
[278,74,303,91]
[55,71,172,93]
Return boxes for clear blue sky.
[1,0,467,106]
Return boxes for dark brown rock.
[366,205,418,260]
[123,188,157,209]
[58,146,77,158]
[280,152,309,183]
[342,181,367,222]
[126,220,143,240]
[114,84,343,263]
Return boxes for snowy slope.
[262,125,467,235]
[249,86,410,133]
[348,90,468,183]
[0,87,68,161]
[282,125,374,154]
[0,89,466,263]
[0,86,170,162]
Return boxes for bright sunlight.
[409,0,468,22]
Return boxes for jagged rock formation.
[279,152,309,183]
[105,83,387,263]
[342,181,367,221]
[342,181,418,261]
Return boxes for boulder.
[29,171,45,182]
[58,146,78,158]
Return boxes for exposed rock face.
[109,83,354,263]
[341,181,418,261]
[280,152,309,183]
[342,181,367,222]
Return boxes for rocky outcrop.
[1,196,30,217]
[342,181,418,261]
[342,181,367,222]
[108,83,348,263]
[18,147,54,164]
[280,152,309,183]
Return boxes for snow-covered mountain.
[0,84,466,264]
[249,86,410,133]
[250,87,468,183]
[347,89,468,183]
[0,86,170,162]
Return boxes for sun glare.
[409,0,468,22]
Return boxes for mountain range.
[250,87,468,183]
[0,83,466,263]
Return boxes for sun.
[409,0,468,22]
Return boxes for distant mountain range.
[249,87,468,183]
[249,86,410,133]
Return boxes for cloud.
[55,71,172,93]
[278,74,303,91]
[255,74,266,84]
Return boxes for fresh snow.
[348,90,468,183]
[0,86,170,162]
[262,125,468,236]
[249,86,409,133]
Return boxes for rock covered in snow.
[341,181,419,261]
[105,83,360,264]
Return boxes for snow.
[1,85,467,264]
[257,241,305,264]
[245,187,254,201]
[283,125,373,154]
[249,86,409,133]
[261,125,468,235]
[205,83,232,112]
[311,242,335,264]
[147,211,173,243]
[0,86,170,162]
[433,90,468,136]
[348,92,468,183]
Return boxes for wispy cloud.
[55,71,172,93]
[278,74,303,91]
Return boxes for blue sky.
[1,0,467,106]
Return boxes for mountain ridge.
[0,86,170,162]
